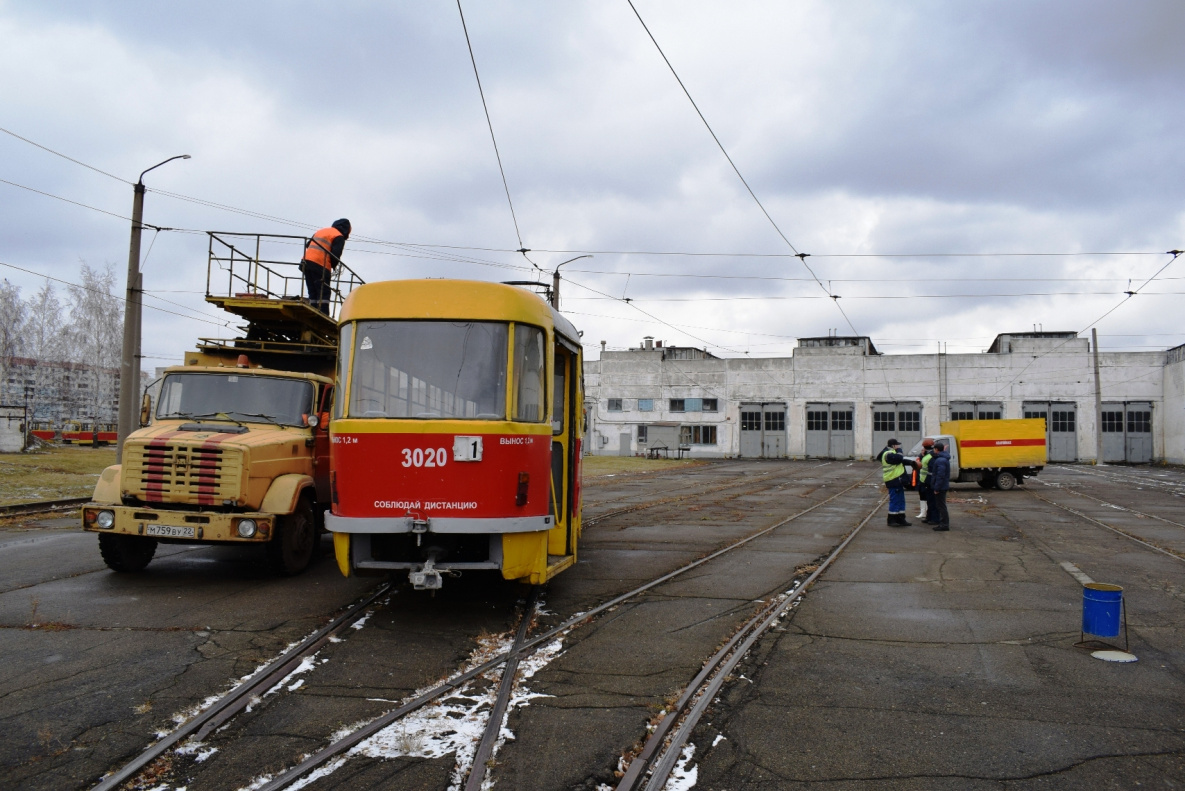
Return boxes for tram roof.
[339,279,582,345]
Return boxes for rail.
[0,497,89,517]
[206,232,364,322]
[255,472,876,790]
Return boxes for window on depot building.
[607,398,623,412]
[680,425,717,445]
[702,398,718,412]
[637,398,654,412]
[669,398,685,412]
[637,425,648,442]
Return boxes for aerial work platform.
[200,232,364,364]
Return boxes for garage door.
[871,402,923,456]
[739,402,787,458]
[805,402,854,459]
[1023,401,1077,462]
[1101,402,1153,463]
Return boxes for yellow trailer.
[909,418,1046,490]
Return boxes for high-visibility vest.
[919,452,933,482]
[303,227,343,270]
[880,448,904,482]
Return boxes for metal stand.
[1076,596,1129,653]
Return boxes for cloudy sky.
[2,0,1184,366]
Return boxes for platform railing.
[205,232,364,320]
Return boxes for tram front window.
[349,321,508,419]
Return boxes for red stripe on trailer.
[959,438,1046,448]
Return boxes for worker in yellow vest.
[879,438,918,527]
[300,218,351,313]
[916,438,936,522]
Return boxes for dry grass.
[582,455,706,479]
[0,445,116,505]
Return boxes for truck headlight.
[96,510,115,529]
[237,519,257,538]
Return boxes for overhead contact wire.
[457,0,526,253]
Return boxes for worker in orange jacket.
[301,219,351,313]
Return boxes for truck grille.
[124,443,244,505]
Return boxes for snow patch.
[350,612,372,631]
[711,734,726,747]
[664,743,698,790]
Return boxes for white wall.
[0,406,25,453]
[586,341,1174,461]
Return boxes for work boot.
[932,524,949,532]
[897,515,913,526]
[887,515,897,528]
[917,502,928,520]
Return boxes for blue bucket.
[1082,583,1123,638]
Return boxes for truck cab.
[84,362,333,573]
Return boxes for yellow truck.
[909,418,1046,490]
[81,232,363,575]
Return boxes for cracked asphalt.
[2,462,1182,790]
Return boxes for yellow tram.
[327,280,584,589]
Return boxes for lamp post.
[116,154,190,463]
[550,255,592,310]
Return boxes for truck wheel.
[267,497,316,576]
[98,534,157,572]
[995,471,1018,490]
[977,473,996,489]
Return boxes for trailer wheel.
[995,471,1018,490]
[267,496,316,576]
[977,473,996,489]
[98,534,157,572]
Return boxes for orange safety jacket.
[302,227,343,270]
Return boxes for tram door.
[549,343,581,558]
[740,402,787,458]
[1023,401,1077,462]
[805,402,854,459]
[871,402,922,453]
[1101,402,1153,463]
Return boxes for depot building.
[583,332,1185,464]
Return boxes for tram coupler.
[410,556,443,590]
[411,518,429,547]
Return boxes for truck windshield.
[157,374,315,427]
[348,320,508,419]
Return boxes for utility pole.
[1092,327,1103,465]
[116,155,189,463]
[550,254,592,311]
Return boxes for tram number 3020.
[401,448,448,468]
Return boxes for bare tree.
[65,263,122,424]
[0,279,26,404]
[24,281,65,423]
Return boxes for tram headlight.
[237,519,257,538]
[96,510,115,529]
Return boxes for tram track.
[0,496,88,518]
[584,461,832,527]
[617,496,886,791]
[92,582,393,791]
[1057,464,1185,497]
[248,469,878,791]
[1027,490,1185,564]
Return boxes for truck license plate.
[453,436,483,462]
[145,524,196,539]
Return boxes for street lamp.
[116,154,190,463]
[550,255,592,310]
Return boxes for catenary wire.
[456,0,525,252]
[0,126,131,184]
[0,260,235,329]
